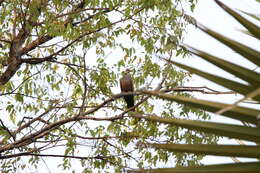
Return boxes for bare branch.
[0,39,11,44]
[76,134,139,140]
[0,0,4,6]
[216,88,260,115]
[0,152,115,160]
[0,84,228,153]
[163,86,235,95]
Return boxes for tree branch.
[0,152,114,160]
[0,84,230,153]
[0,0,4,6]
[0,0,47,85]
[76,134,139,140]
[163,86,236,94]
[21,35,53,55]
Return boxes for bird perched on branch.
[120,69,134,109]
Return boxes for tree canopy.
[0,0,220,172]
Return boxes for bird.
[120,69,135,109]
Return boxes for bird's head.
[122,68,131,75]
[125,68,131,73]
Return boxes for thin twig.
[216,88,260,115]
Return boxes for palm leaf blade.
[133,114,260,142]
[128,162,260,173]
[186,45,260,86]
[215,0,260,39]
[197,23,260,66]
[149,143,260,158]
[164,59,260,101]
[142,90,259,124]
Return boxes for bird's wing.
[126,74,134,91]
[120,74,134,92]
[120,78,124,91]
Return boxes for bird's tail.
[125,95,135,110]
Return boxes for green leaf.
[0,129,9,136]
[15,94,24,103]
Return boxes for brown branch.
[0,58,22,85]
[21,35,53,55]
[4,82,160,151]
[76,134,139,140]
[0,92,138,153]
[0,92,51,101]
[0,152,114,160]
[0,1,86,85]
[30,6,111,27]
[0,106,55,145]
[0,84,235,152]
[22,7,144,65]
[0,0,4,6]
[163,86,235,95]
[20,0,89,54]
[0,0,47,85]
[0,71,40,96]
[49,60,83,68]
[72,8,111,26]
[0,39,11,44]
[57,7,110,23]
[103,139,139,164]
[0,147,40,159]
